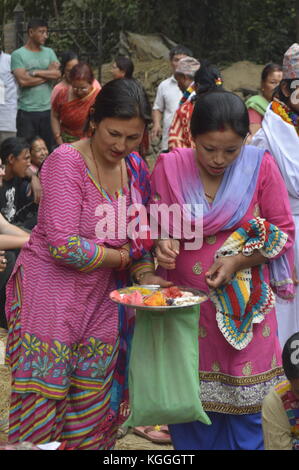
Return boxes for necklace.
[205,192,215,201]
[90,140,124,192]
[271,99,299,136]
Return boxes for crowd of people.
[0,15,299,451]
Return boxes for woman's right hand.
[155,239,180,270]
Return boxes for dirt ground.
[0,329,10,443]
[0,328,173,450]
[115,429,173,451]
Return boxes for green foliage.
[1,0,298,66]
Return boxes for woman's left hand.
[206,256,239,289]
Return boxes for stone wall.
[3,23,16,54]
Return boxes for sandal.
[132,425,171,444]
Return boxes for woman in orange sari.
[51,62,100,145]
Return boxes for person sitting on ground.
[262,332,299,450]
[111,56,134,79]
[28,135,49,175]
[0,137,40,229]
[169,60,223,150]
[0,156,30,330]
[19,135,49,229]
[246,63,283,136]
[0,212,30,330]
[51,62,101,145]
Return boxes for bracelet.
[135,270,155,284]
[116,248,131,271]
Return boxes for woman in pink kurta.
[149,90,295,450]
[5,79,154,450]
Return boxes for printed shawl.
[210,218,291,350]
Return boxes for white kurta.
[252,106,299,348]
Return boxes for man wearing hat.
[168,57,201,150]
[151,45,193,153]
[252,43,299,350]
[174,56,201,106]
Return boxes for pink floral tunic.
[5,144,150,449]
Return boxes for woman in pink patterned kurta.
[5,79,155,449]
[149,90,295,450]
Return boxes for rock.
[221,60,264,97]
[100,31,177,104]
[101,58,170,104]
[119,31,176,61]
[100,33,265,102]
[98,35,267,163]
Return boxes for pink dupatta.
[150,146,294,300]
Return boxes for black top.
[0,177,37,228]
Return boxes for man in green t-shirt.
[11,18,61,151]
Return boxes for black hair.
[261,63,282,82]
[59,50,78,76]
[282,332,299,381]
[114,56,134,79]
[169,44,193,60]
[0,137,30,164]
[275,78,298,106]
[27,18,48,32]
[69,62,94,84]
[27,135,47,151]
[91,78,152,125]
[191,90,249,139]
[194,60,223,97]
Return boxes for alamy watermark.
[290,79,299,105]
[290,339,299,366]
[95,196,204,250]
